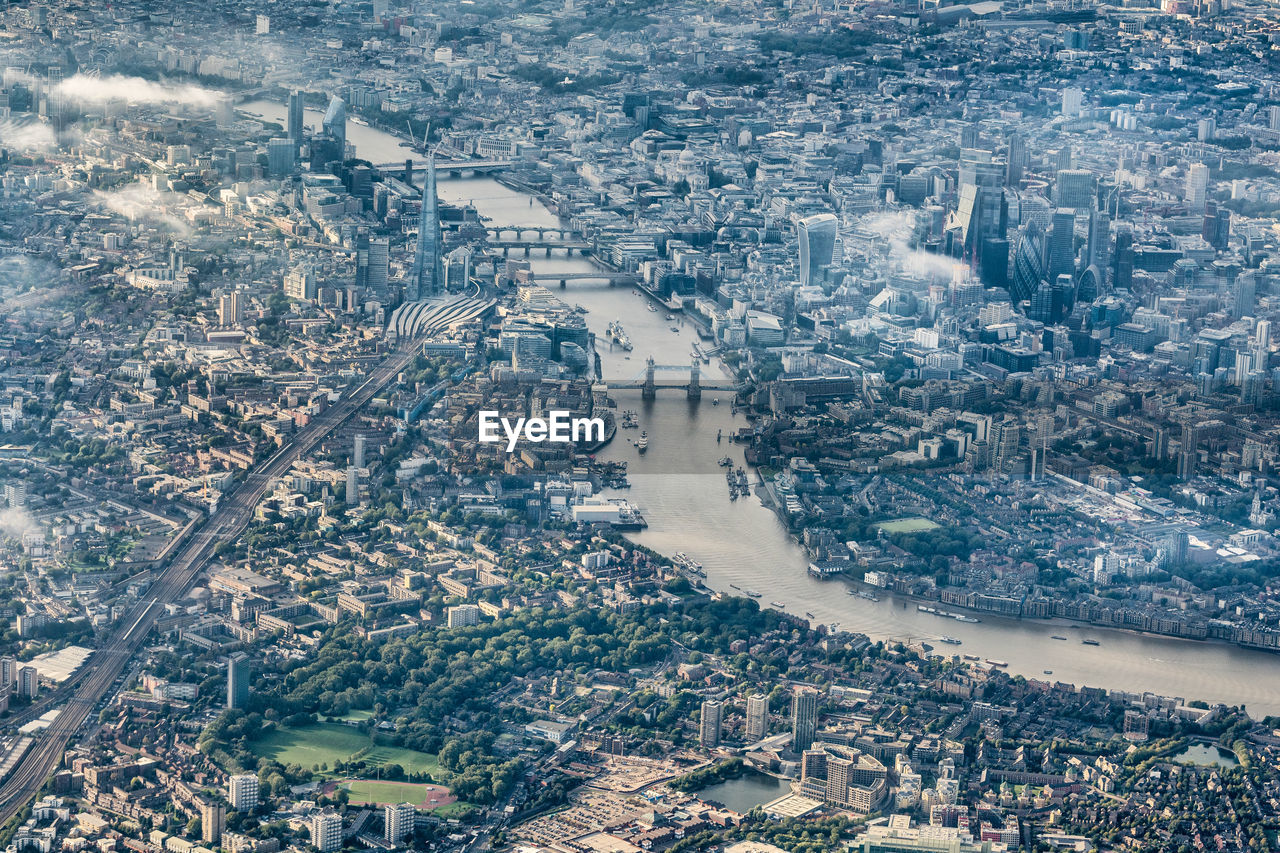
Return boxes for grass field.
[329,709,375,723]
[338,779,458,809]
[250,723,439,776]
[874,517,941,534]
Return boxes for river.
[239,98,1280,717]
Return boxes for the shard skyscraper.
[411,150,442,301]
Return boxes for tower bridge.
[603,358,740,400]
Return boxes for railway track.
[0,337,427,824]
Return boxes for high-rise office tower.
[1233,271,1256,320]
[792,689,819,753]
[411,150,442,301]
[228,774,259,811]
[1028,277,1055,323]
[797,213,838,287]
[746,693,769,742]
[1010,219,1047,305]
[1086,207,1110,274]
[1202,202,1230,251]
[1005,133,1027,186]
[226,652,250,709]
[979,237,1010,291]
[991,416,1021,475]
[699,700,722,748]
[367,236,390,298]
[1075,266,1102,307]
[267,137,295,177]
[1185,163,1209,213]
[1233,350,1255,386]
[287,90,305,146]
[1178,426,1199,481]
[1048,209,1076,281]
[322,96,347,161]
[957,151,1005,255]
[355,228,371,290]
[1112,224,1134,290]
[1054,169,1095,212]
[384,803,415,844]
[215,95,234,128]
[1255,318,1271,367]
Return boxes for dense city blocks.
[1,0,1280,851]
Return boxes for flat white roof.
[30,645,94,682]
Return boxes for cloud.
[855,210,965,282]
[0,506,38,540]
[0,120,57,151]
[55,74,222,109]
[95,184,192,235]
[0,256,64,293]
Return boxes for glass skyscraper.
[411,150,442,301]
[797,213,838,287]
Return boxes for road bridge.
[486,226,575,241]
[524,272,636,287]
[372,158,513,177]
[602,358,741,400]
[488,240,593,257]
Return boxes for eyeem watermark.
[478,410,605,452]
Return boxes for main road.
[0,312,465,824]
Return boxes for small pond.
[1173,743,1239,768]
[694,770,789,813]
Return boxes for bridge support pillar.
[643,358,656,400]
[687,358,701,400]
[523,247,530,256]
[545,247,552,257]
[559,279,567,288]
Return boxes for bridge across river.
[372,158,513,175]
[489,240,593,258]
[524,272,636,287]
[601,358,743,400]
